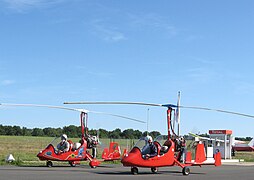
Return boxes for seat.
[153,141,161,155]
[67,140,74,152]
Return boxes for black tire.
[131,167,138,175]
[46,161,53,167]
[69,161,76,167]
[182,166,190,176]
[151,167,158,173]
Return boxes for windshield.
[133,137,147,150]
[154,135,168,146]
[133,135,169,150]
[49,137,61,149]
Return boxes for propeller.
[0,103,146,123]
[63,101,254,119]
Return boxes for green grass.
[0,136,52,162]
[233,151,254,162]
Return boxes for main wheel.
[46,161,53,167]
[182,166,190,176]
[151,167,158,173]
[131,167,138,175]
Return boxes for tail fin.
[195,143,206,163]
[122,148,128,159]
[248,138,254,147]
[185,151,192,163]
[214,152,222,166]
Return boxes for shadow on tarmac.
[93,169,206,176]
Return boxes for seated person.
[141,135,157,159]
[57,134,70,154]
[72,142,81,151]
[160,139,172,153]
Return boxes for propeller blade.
[64,101,254,119]
[0,103,145,123]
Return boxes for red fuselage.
[37,144,88,162]
[121,142,175,168]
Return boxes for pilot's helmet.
[61,134,68,141]
[92,136,97,141]
[145,135,153,142]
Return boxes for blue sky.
[1,0,254,137]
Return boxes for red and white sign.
[209,130,232,135]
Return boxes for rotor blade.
[64,101,165,107]
[64,101,254,119]
[89,110,146,124]
[179,105,254,119]
[0,103,89,113]
[0,103,145,123]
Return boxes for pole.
[177,91,181,136]
[147,108,149,136]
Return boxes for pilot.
[142,135,157,159]
[57,134,70,154]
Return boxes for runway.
[0,164,254,180]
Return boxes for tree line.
[0,124,161,139]
[1,124,251,141]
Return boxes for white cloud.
[3,0,67,13]
[185,35,204,42]
[90,19,127,42]
[233,82,254,95]
[128,13,177,38]
[186,66,219,84]
[1,79,15,86]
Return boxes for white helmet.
[92,136,97,141]
[61,134,67,140]
[145,135,153,142]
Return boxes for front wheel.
[182,166,190,176]
[46,161,53,167]
[69,161,76,167]
[131,167,138,175]
[151,167,158,173]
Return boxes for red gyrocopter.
[0,103,145,168]
[64,99,254,175]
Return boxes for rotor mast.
[167,107,172,140]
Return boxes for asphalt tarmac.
[0,164,254,180]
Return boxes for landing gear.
[46,161,53,167]
[89,159,100,168]
[151,167,158,173]
[69,161,76,167]
[182,166,190,176]
[131,167,138,175]
[92,148,97,159]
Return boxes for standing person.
[178,136,187,163]
[57,134,70,154]
[141,135,157,159]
